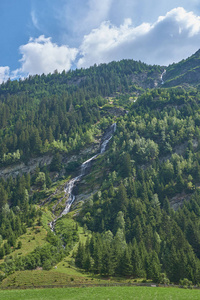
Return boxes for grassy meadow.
[0,286,200,300]
[0,226,48,265]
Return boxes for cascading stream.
[161,69,166,84]
[50,123,116,231]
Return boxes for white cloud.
[0,67,10,84]
[78,7,200,68]
[77,19,150,67]
[5,5,200,81]
[56,0,200,41]
[18,35,78,75]
[84,0,113,30]
[156,7,200,37]
[56,0,113,45]
[31,10,40,30]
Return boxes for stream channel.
[50,123,116,230]
[161,69,166,84]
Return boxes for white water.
[161,69,166,84]
[50,123,116,230]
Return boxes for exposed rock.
[73,191,97,207]
[130,70,163,89]
[62,142,100,165]
[170,193,191,211]
[0,142,100,180]
[0,155,53,179]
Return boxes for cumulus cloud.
[18,35,78,75]
[78,7,200,67]
[0,67,10,84]
[55,0,200,45]
[5,5,200,81]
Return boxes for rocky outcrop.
[130,70,163,89]
[0,142,101,179]
[170,193,191,211]
[0,155,53,179]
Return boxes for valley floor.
[0,286,200,300]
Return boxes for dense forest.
[1,54,200,286]
[0,60,162,164]
[75,88,200,284]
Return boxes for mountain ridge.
[163,49,200,87]
[1,49,200,288]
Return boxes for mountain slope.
[1,55,200,287]
[164,49,200,87]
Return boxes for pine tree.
[146,251,161,283]
[116,183,128,212]
[101,247,114,276]
[163,196,170,215]
[50,152,62,172]
[0,247,5,259]
[131,240,145,278]
[121,153,131,178]
[83,250,92,272]
[75,243,84,268]
[133,216,143,243]
[0,186,8,211]
[186,221,200,258]
[120,247,132,276]
[93,243,103,274]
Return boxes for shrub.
[159,273,170,285]
[179,278,193,289]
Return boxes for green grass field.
[0,226,48,265]
[0,286,199,300]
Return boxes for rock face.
[0,155,53,179]
[170,193,191,211]
[130,70,164,89]
[0,142,101,179]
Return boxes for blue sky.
[1,0,200,83]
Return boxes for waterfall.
[161,69,166,84]
[50,123,116,230]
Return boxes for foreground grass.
[0,225,95,288]
[0,286,200,300]
[0,270,100,288]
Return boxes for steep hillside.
[1,57,200,288]
[164,49,200,87]
[0,59,163,168]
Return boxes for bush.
[17,241,22,249]
[159,273,170,285]
[42,259,52,271]
[179,278,193,289]
[0,271,5,282]
[66,161,80,173]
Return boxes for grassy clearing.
[0,286,200,300]
[41,208,54,230]
[0,270,99,288]
[0,218,93,288]
[14,226,48,255]
[51,219,91,278]
[0,226,48,264]
[51,192,67,216]
[55,213,78,234]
